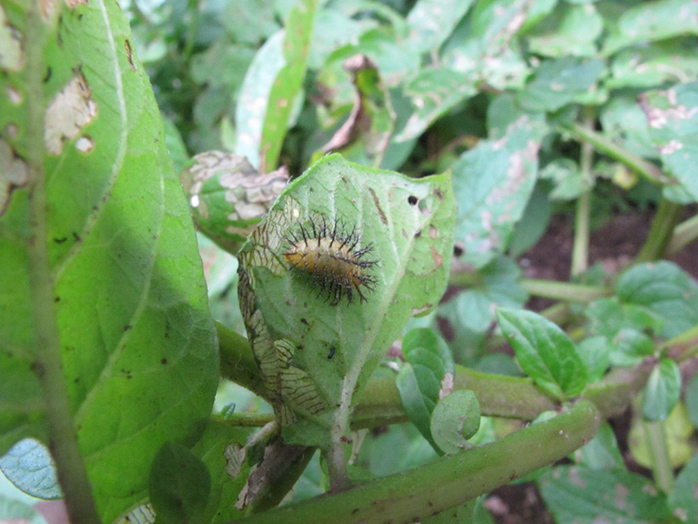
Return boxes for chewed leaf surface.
[237,154,454,444]
[0,1,218,521]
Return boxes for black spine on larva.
[284,216,377,305]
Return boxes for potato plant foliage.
[1,1,698,523]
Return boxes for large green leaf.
[616,261,698,338]
[669,454,698,523]
[258,0,318,172]
[395,68,477,142]
[526,3,602,57]
[237,154,455,448]
[539,466,670,523]
[405,0,475,54]
[604,0,698,55]
[0,1,218,521]
[573,423,625,471]
[441,0,535,90]
[452,105,545,268]
[639,82,698,202]
[235,0,318,171]
[451,257,528,333]
[517,57,605,112]
[608,42,698,90]
[148,442,211,524]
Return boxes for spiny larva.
[283,216,377,305]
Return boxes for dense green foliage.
[2,0,698,523]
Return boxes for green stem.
[667,213,698,256]
[661,324,698,362]
[232,401,601,524]
[642,420,674,493]
[25,5,100,523]
[571,111,594,277]
[220,413,276,427]
[571,190,590,277]
[182,0,201,60]
[450,272,610,303]
[520,279,611,302]
[217,322,272,402]
[582,359,654,418]
[220,325,652,430]
[353,365,557,429]
[560,123,671,185]
[540,302,571,326]
[448,270,481,288]
[636,198,682,263]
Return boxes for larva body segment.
[283,217,377,305]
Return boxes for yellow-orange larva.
[283,217,377,305]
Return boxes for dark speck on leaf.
[408,195,418,205]
[161,358,168,365]
[30,361,45,378]
[53,237,67,243]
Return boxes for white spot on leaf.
[44,73,97,155]
[0,139,30,216]
[6,86,22,105]
[0,5,24,72]
[75,136,94,153]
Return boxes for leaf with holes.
[639,82,698,203]
[452,104,546,269]
[237,154,455,450]
[0,2,218,521]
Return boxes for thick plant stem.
[582,359,654,418]
[561,123,671,185]
[217,321,273,401]
[233,401,601,524]
[25,4,101,523]
[636,198,682,263]
[642,421,674,493]
[353,365,557,428]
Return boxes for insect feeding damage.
[283,216,377,305]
